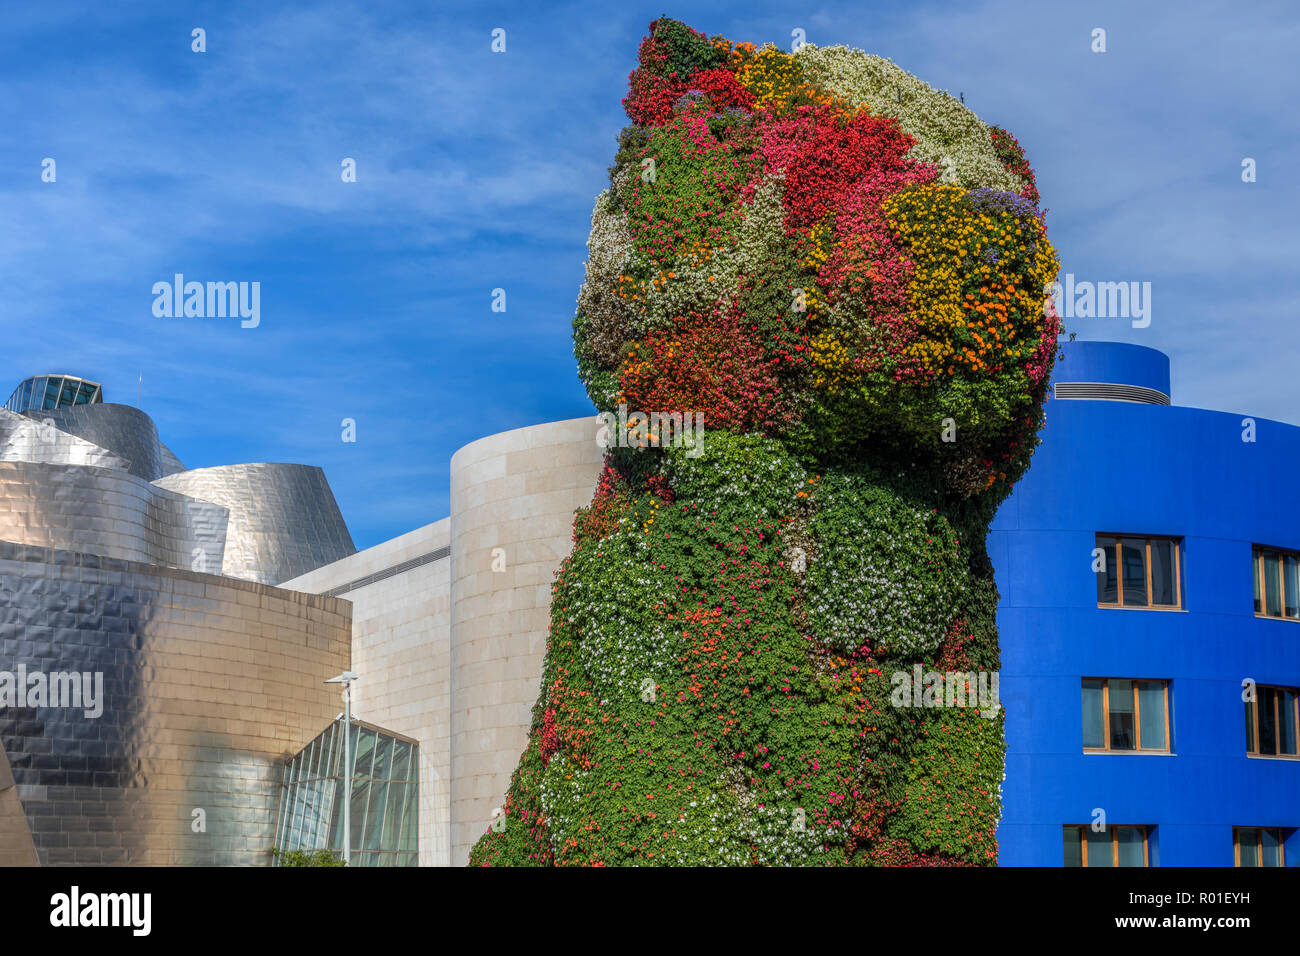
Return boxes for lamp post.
[324,671,358,864]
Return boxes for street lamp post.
[324,671,358,865]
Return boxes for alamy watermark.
[151,274,260,328]
[596,403,705,458]
[0,665,104,718]
[50,886,150,936]
[890,666,1001,718]
[1049,273,1151,328]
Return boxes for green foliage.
[607,124,652,203]
[272,848,346,867]
[572,310,622,410]
[886,708,1004,863]
[805,471,968,658]
[467,734,554,867]
[659,430,809,525]
[732,242,812,383]
[478,18,1054,867]
[649,17,725,79]
[617,111,758,271]
[471,431,1005,866]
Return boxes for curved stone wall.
[22,403,164,480]
[281,519,452,867]
[0,541,351,865]
[155,463,355,585]
[0,460,228,573]
[448,417,603,865]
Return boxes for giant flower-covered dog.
[472,18,1060,866]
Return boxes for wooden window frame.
[1233,826,1286,867]
[1097,534,1182,610]
[1082,677,1171,754]
[1064,824,1150,867]
[1245,684,1300,759]
[1253,546,1300,621]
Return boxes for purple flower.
[965,186,1040,220]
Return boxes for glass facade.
[3,374,103,413]
[273,718,418,866]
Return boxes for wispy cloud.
[1,0,1296,546]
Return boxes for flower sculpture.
[472,18,1060,866]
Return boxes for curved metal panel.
[0,408,129,470]
[0,541,352,865]
[21,403,164,480]
[155,463,356,585]
[158,441,186,477]
[0,460,227,573]
[0,741,38,866]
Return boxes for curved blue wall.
[992,341,1300,865]
[1049,340,1171,396]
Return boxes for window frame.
[1082,677,1172,754]
[1233,826,1286,867]
[1063,825,1151,867]
[1245,683,1300,759]
[1096,534,1182,610]
[1253,545,1300,620]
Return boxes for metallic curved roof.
[1,375,355,586]
[20,403,164,480]
[154,463,356,585]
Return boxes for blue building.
[993,340,1300,866]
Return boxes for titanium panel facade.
[0,408,128,471]
[155,463,356,585]
[0,460,228,574]
[21,403,165,481]
[0,541,352,865]
[0,372,363,866]
[0,739,38,866]
[158,442,186,477]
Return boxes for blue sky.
[2,0,1296,549]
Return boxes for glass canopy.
[273,718,419,866]
[3,374,103,413]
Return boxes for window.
[1234,827,1286,867]
[1082,678,1170,752]
[1063,825,1150,866]
[1096,535,1181,609]
[1245,685,1299,757]
[1253,547,1300,619]
[274,717,420,867]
